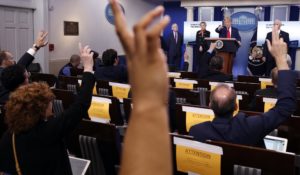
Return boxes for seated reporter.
[95,49,128,83]
[189,26,297,148]
[0,44,95,175]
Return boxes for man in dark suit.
[198,43,232,82]
[264,19,290,76]
[190,26,297,148]
[195,21,210,72]
[215,16,241,44]
[95,49,128,83]
[167,23,183,71]
[0,31,48,104]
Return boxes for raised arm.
[17,31,48,68]
[246,25,297,140]
[110,0,172,175]
[45,44,95,139]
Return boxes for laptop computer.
[69,156,90,175]
[264,135,288,152]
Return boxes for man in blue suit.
[189,26,297,148]
[167,23,183,71]
[215,16,241,45]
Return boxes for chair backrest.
[278,116,300,154]
[57,75,80,93]
[52,89,75,109]
[237,75,259,83]
[89,95,124,126]
[123,98,132,123]
[30,73,58,87]
[234,82,260,98]
[206,140,297,175]
[96,80,111,96]
[171,87,201,105]
[180,71,198,79]
[68,120,120,175]
[175,104,214,135]
[27,62,41,73]
[79,135,106,175]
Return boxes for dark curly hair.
[5,82,55,134]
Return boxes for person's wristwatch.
[32,44,40,51]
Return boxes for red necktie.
[227,28,231,38]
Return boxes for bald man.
[189,26,297,148]
[264,19,290,76]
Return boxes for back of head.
[210,84,237,117]
[102,49,117,66]
[5,82,55,134]
[1,64,26,91]
[70,54,81,66]
[209,56,223,71]
[271,67,278,87]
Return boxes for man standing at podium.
[264,19,290,76]
[167,23,183,71]
[215,16,241,45]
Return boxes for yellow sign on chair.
[109,82,131,99]
[88,96,111,123]
[209,82,234,91]
[233,95,243,116]
[263,97,277,112]
[182,106,215,131]
[174,79,197,89]
[259,78,273,89]
[174,137,222,175]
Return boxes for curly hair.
[5,82,55,134]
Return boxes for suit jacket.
[198,51,232,82]
[190,70,297,147]
[263,30,290,59]
[0,72,95,175]
[167,32,183,58]
[95,65,128,83]
[215,26,241,42]
[0,52,35,105]
[195,30,211,53]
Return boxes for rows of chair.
[26,72,300,175]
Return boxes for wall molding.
[0,0,35,9]
[181,0,300,7]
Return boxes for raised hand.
[111,0,170,108]
[34,31,48,48]
[110,0,172,175]
[79,43,94,72]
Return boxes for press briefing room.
[0,0,300,175]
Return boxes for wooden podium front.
[205,38,239,74]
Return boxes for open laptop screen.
[264,135,288,152]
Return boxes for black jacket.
[0,72,95,175]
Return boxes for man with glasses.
[263,19,290,76]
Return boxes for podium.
[205,38,239,74]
